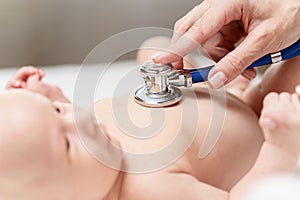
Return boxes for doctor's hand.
[153,0,300,88]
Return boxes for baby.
[1,48,300,199]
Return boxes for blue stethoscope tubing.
[190,39,300,83]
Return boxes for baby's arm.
[230,142,298,199]
[126,146,296,200]
[230,90,300,199]
[6,66,70,103]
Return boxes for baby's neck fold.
[104,172,124,200]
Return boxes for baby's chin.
[98,122,122,149]
[76,117,123,171]
[97,123,124,169]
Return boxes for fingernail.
[151,52,164,60]
[208,71,227,89]
[261,117,276,130]
[296,85,300,95]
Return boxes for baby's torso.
[94,86,264,192]
[166,88,264,190]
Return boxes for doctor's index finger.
[152,3,210,66]
[154,1,240,65]
[171,3,210,43]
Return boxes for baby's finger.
[26,74,43,91]
[296,85,300,96]
[38,69,45,79]
[5,79,23,89]
[291,93,300,111]
[5,81,15,89]
[13,66,40,82]
[259,115,277,130]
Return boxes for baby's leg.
[259,87,300,155]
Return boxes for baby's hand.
[6,66,69,103]
[259,88,300,155]
[6,66,44,89]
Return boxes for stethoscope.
[134,39,300,107]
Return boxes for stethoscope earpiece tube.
[189,66,213,83]
[248,39,300,69]
[190,39,300,83]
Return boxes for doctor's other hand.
[153,0,300,88]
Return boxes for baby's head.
[0,90,122,199]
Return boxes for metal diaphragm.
[134,85,182,107]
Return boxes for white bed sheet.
[0,60,138,101]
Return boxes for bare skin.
[0,90,123,200]
[260,91,300,155]
[1,51,300,199]
[93,38,300,199]
[152,0,300,88]
[243,55,300,115]
[94,86,263,199]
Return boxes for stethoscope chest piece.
[133,39,300,107]
[134,85,182,107]
[134,61,182,107]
